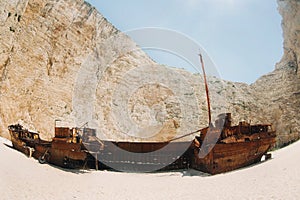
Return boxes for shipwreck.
[7,54,276,174]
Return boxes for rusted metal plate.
[51,142,81,151]
[192,133,276,174]
[55,127,70,138]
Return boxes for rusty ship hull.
[8,125,87,169]
[191,136,276,174]
[9,124,51,158]
[91,131,275,173]
[190,113,276,174]
[7,114,276,174]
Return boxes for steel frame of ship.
[8,121,276,175]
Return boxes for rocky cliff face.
[0,0,299,147]
[277,0,300,74]
[0,0,201,142]
[0,0,155,140]
[251,0,300,146]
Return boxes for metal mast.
[199,53,212,125]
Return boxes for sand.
[0,137,299,200]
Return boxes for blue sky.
[86,0,283,84]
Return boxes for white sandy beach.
[0,136,299,200]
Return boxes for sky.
[86,0,283,84]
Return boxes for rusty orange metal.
[8,114,276,174]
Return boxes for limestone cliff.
[251,0,300,146]
[0,0,201,142]
[0,0,299,147]
[0,0,155,140]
